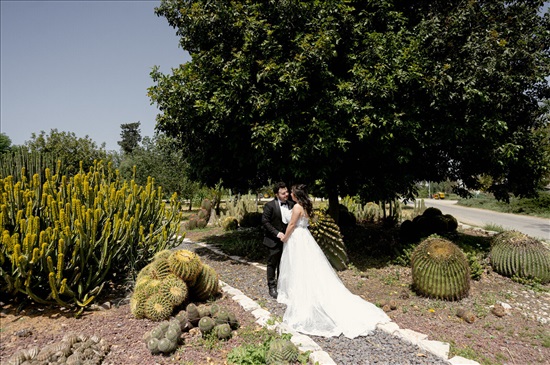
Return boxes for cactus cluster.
[265,338,299,365]
[400,208,458,242]
[490,231,550,284]
[221,216,239,231]
[189,302,239,339]
[8,333,110,365]
[0,160,183,308]
[308,210,349,271]
[186,199,212,230]
[142,302,240,355]
[411,236,470,300]
[143,319,182,355]
[131,249,220,321]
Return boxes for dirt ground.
[1,227,549,365]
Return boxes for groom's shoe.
[268,287,278,299]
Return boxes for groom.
[262,182,294,298]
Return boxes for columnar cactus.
[490,231,550,284]
[411,236,470,300]
[0,160,183,308]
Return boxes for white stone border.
[184,238,480,365]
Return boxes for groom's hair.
[273,182,287,194]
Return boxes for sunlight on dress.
[277,216,391,339]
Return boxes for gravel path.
[177,240,451,365]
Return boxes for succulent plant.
[157,338,177,353]
[209,303,220,316]
[490,231,550,284]
[222,216,239,231]
[423,207,443,217]
[174,310,190,330]
[214,309,230,325]
[214,323,232,340]
[197,304,212,318]
[411,236,470,300]
[191,264,220,301]
[159,274,189,306]
[147,337,160,354]
[168,249,203,282]
[197,218,207,229]
[130,290,149,318]
[199,316,216,335]
[266,339,299,364]
[186,303,201,325]
[444,214,458,231]
[228,311,240,330]
[145,293,174,321]
[308,210,349,271]
[150,258,172,280]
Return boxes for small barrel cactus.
[266,339,299,364]
[158,274,189,306]
[145,294,174,321]
[199,317,216,335]
[411,236,470,300]
[214,323,232,340]
[490,231,550,284]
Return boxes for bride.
[277,184,391,339]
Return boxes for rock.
[491,304,506,318]
[456,308,476,323]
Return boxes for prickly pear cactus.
[411,236,470,300]
[309,210,349,271]
[490,231,550,284]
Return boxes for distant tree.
[118,134,201,204]
[0,133,12,153]
[24,129,107,175]
[118,122,142,154]
[150,0,550,220]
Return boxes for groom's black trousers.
[267,243,283,289]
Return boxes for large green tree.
[0,133,11,154]
[149,0,550,216]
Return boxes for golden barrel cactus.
[411,236,470,300]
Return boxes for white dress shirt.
[279,200,291,224]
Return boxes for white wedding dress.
[277,215,391,339]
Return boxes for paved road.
[421,199,550,241]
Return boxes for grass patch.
[457,191,550,219]
[482,223,506,232]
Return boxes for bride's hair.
[291,184,314,218]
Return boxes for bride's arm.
[282,205,302,242]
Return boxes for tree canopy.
[149,0,550,212]
[118,122,143,154]
[24,129,108,175]
[0,133,11,154]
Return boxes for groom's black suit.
[262,198,295,291]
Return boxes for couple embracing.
[262,182,390,339]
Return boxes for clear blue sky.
[1,2,548,152]
[1,0,190,151]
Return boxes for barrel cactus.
[309,210,349,271]
[168,249,203,282]
[198,316,216,335]
[158,274,188,306]
[266,339,299,364]
[145,293,174,321]
[490,231,550,284]
[411,236,470,300]
[191,264,220,301]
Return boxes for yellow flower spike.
[58,238,65,254]
[47,255,55,273]
[12,243,21,263]
[48,272,59,298]
[24,270,32,287]
[60,278,75,297]
[139,225,144,236]
[56,253,64,282]
[20,218,27,234]
[31,247,40,264]
[45,167,51,180]
[40,242,48,258]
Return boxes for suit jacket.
[262,198,295,248]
